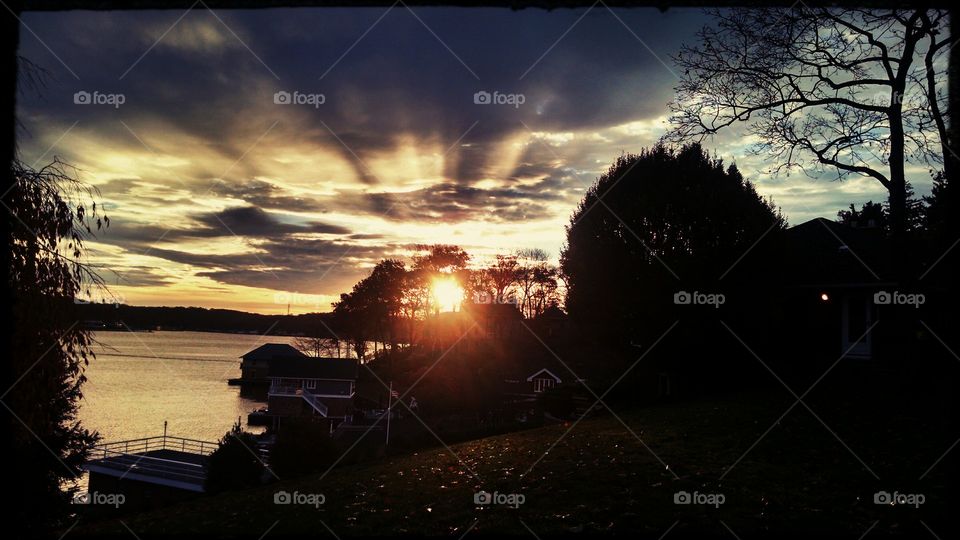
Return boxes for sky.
[16,6,918,314]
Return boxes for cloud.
[194,206,351,237]
[18,7,921,311]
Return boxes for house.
[237,343,306,383]
[503,367,563,399]
[779,218,896,362]
[267,357,358,431]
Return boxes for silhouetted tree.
[333,259,409,360]
[293,334,341,358]
[667,8,951,237]
[562,144,785,381]
[410,244,470,316]
[923,171,956,238]
[837,201,888,229]
[8,158,107,534]
[485,254,519,304]
[836,182,924,232]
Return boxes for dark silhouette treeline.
[75,303,340,337]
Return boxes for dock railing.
[92,435,218,460]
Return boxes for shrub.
[270,419,341,478]
[205,422,265,493]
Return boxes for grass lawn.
[74,379,951,538]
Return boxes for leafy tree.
[205,422,265,493]
[293,335,341,358]
[485,254,519,304]
[411,244,470,274]
[667,8,951,237]
[8,158,107,534]
[410,244,470,316]
[513,249,561,318]
[923,171,956,238]
[836,182,924,232]
[837,201,888,229]
[561,143,785,357]
[333,259,409,360]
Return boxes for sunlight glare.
[431,276,464,313]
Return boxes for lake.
[81,330,298,443]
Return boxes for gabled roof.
[241,343,307,361]
[526,368,562,382]
[267,357,358,380]
[782,218,895,287]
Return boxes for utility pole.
[385,381,393,446]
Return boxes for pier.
[85,435,217,495]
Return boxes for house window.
[305,379,317,390]
[533,378,555,393]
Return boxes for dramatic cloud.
[15,6,906,312]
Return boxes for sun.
[431,276,465,313]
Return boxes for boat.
[247,408,275,426]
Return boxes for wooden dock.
[84,436,217,493]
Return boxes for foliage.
[537,385,577,419]
[293,335,343,358]
[205,422,266,493]
[561,143,785,380]
[8,158,107,533]
[269,418,341,478]
[836,182,924,232]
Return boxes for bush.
[538,385,577,419]
[205,422,265,493]
[270,419,341,478]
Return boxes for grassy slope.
[76,387,949,538]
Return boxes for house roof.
[267,357,359,380]
[526,368,562,382]
[781,218,895,287]
[241,343,307,361]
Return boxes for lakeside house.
[236,343,306,384]
[267,357,358,432]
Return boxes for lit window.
[533,378,555,393]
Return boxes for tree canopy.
[562,143,785,345]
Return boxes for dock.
[84,436,217,494]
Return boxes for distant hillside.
[75,303,338,336]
